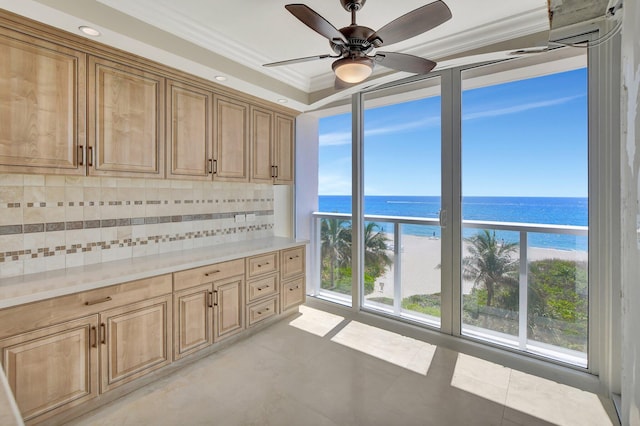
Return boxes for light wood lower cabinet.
[213,276,245,341]
[0,316,98,423]
[0,247,306,424]
[172,259,245,359]
[173,284,212,360]
[99,295,172,393]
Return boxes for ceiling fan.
[264,0,452,89]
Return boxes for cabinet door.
[274,114,295,184]
[0,316,98,422]
[213,275,245,342]
[173,284,212,360]
[250,106,274,183]
[167,80,212,180]
[0,30,86,175]
[213,96,249,182]
[99,295,171,393]
[89,56,165,178]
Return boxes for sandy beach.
[368,234,588,300]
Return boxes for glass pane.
[460,56,589,367]
[319,217,353,304]
[400,223,441,326]
[528,233,588,363]
[462,228,520,340]
[362,77,442,328]
[317,111,352,306]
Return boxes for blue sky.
[318,68,588,197]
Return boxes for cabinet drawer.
[281,246,305,279]
[282,277,305,312]
[0,274,172,339]
[174,259,245,291]
[246,252,278,278]
[247,296,279,327]
[247,274,279,303]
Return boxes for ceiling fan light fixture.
[332,57,374,83]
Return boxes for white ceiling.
[0,0,551,111]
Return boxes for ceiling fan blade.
[367,1,452,47]
[285,4,348,44]
[374,52,436,74]
[264,54,333,67]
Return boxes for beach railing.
[312,211,589,367]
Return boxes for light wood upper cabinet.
[99,295,172,393]
[0,29,86,175]
[274,114,295,184]
[88,56,165,178]
[213,95,249,182]
[167,80,212,180]
[250,106,274,183]
[0,315,98,423]
[250,109,295,184]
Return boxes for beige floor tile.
[505,370,614,426]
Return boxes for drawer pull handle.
[85,296,112,306]
[208,291,213,308]
[257,285,270,291]
[100,323,106,345]
[257,262,270,268]
[258,307,270,315]
[288,255,300,260]
[90,326,97,348]
[289,286,300,291]
[205,270,221,277]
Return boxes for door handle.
[439,209,448,228]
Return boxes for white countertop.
[0,237,307,310]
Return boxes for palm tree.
[320,218,352,288]
[463,229,518,307]
[363,222,392,279]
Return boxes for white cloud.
[463,95,584,121]
[319,131,351,147]
[319,115,440,147]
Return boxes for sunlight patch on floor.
[288,305,344,337]
[330,321,436,375]
[504,370,613,426]
[450,353,511,405]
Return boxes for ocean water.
[319,195,588,251]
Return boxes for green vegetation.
[320,219,391,296]
[320,223,587,352]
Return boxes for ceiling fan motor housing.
[340,0,366,11]
[331,25,376,56]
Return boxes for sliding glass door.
[361,77,443,328]
[460,59,589,367]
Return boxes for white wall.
[621,1,640,424]
[294,113,319,292]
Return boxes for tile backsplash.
[0,174,274,278]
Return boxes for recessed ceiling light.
[277,99,288,104]
[214,76,227,81]
[79,26,101,37]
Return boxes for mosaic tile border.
[0,223,274,263]
[2,197,273,209]
[0,210,272,236]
